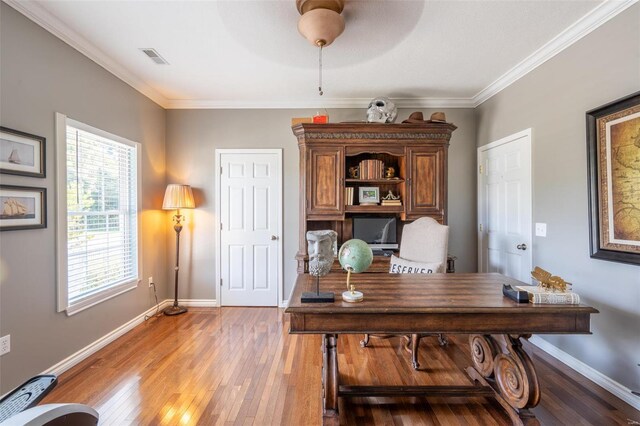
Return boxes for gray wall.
[0,4,167,393]
[165,108,477,302]
[476,4,640,390]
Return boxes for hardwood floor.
[42,307,639,425]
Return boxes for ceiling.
[6,0,634,109]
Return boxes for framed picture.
[0,185,47,231]
[0,126,46,178]
[358,186,379,205]
[586,91,640,265]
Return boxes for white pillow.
[389,255,441,274]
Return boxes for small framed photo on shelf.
[358,186,379,205]
[0,185,47,231]
[0,127,46,178]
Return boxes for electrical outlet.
[535,223,547,237]
[148,276,154,287]
[0,335,10,356]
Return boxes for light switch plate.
[535,223,547,237]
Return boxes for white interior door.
[217,150,282,306]
[478,130,532,282]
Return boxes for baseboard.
[279,299,288,308]
[529,336,640,411]
[177,299,218,307]
[43,300,172,377]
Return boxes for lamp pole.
[164,209,187,316]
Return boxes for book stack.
[359,159,385,180]
[381,198,402,207]
[345,187,354,206]
[516,286,580,304]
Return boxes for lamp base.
[342,290,363,303]
[301,291,335,303]
[163,305,188,316]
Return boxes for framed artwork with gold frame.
[586,91,640,265]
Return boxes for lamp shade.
[162,184,195,210]
[298,8,345,47]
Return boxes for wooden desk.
[285,273,598,425]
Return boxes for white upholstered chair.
[361,217,450,370]
[399,217,449,273]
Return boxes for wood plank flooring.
[42,307,639,425]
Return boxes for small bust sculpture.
[366,97,398,123]
[307,230,337,278]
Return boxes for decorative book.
[344,187,354,205]
[358,159,385,180]
[516,286,580,304]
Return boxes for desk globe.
[338,239,373,302]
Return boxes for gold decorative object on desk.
[531,266,571,292]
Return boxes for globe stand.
[302,275,335,303]
[342,269,364,303]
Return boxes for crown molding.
[165,97,475,109]
[3,0,170,108]
[472,0,639,107]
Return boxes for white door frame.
[477,128,533,275]
[215,148,283,306]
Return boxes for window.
[56,113,141,315]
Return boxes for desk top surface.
[285,273,598,315]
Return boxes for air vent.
[139,48,169,65]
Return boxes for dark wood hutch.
[293,121,457,274]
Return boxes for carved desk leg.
[468,334,541,426]
[322,334,339,421]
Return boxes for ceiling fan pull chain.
[318,42,323,96]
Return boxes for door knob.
[271,235,279,241]
[517,243,527,250]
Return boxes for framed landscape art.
[0,126,46,178]
[0,185,47,231]
[586,91,640,265]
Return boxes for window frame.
[55,113,142,315]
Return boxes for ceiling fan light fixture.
[297,8,345,47]
[296,0,345,96]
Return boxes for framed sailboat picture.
[0,126,46,178]
[0,185,47,231]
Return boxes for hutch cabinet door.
[406,146,446,221]
[307,146,344,218]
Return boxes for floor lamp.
[162,184,195,316]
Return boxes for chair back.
[399,217,449,273]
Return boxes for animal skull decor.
[366,97,398,123]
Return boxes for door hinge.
[479,164,483,175]
[220,166,223,175]
[220,278,223,287]
[479,223,483,232]
[220,222,223,230]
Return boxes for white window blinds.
[56,113,141,315]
